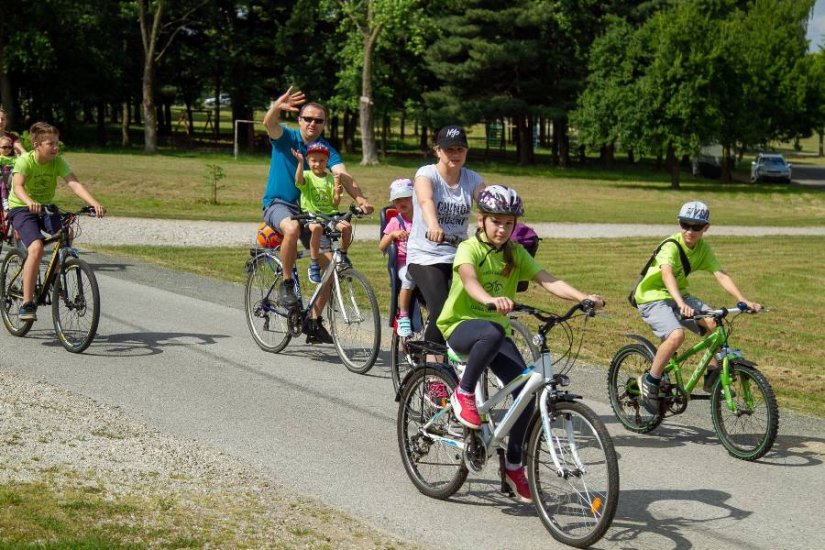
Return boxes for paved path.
[78,217,825,247]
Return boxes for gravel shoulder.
[0,368,414,547]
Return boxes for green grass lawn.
[57,150,825,226]
[89,234,825,419]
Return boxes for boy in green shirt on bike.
[291,141,350,284]
[8,122,106,321]
[634,200,761,414]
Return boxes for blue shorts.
[638,296,712,340]
[263,199,330,251]
[9,207,62,248]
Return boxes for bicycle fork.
[539,388,587,478]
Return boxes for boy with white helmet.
[634,200,762,414]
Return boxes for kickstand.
[497,448,514,497]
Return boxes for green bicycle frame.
[663,324,754,414]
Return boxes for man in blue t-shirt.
[261,87,372,344]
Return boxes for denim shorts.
[263,199,330,250]
[637,296,712,340]
[9,207,62,248]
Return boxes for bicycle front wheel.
[244,253,291,353]
[711,364,779,461]
[328,268,380,374]
[397,366,467,499]
[52,257,100,353]
[607,344,662,433]
[0,248,33,337]
[511,319,539,362]
[527,400,619,548]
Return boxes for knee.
[27,240,44,256]
[664,328,685,347]
[280,220,300,238]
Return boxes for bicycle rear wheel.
[52,257,100,353]
[390,299,430,393]
[397,366,467,499]
[607,344,663,433]
[527,400,619,548]
[0,248,33,337]
[328,268,380,374]
[244,253,291,353]
[711,364,779,461]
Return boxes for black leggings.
[448,319,533,464]
[408,262,452,345]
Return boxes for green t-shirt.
[8,151,72,209]
[297,171,337,215]
[437,236,542,340]
[634,232,721,305]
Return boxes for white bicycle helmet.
[477,185,524,217]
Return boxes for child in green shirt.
[634,200,761,414]
[436,185,604,505]
[0,135,16,210]
[8,122,106,321]
[291,142,350,283]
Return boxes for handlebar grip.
[485,303,498,311]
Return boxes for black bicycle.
[0,205,101,353]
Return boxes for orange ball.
[256,222,282,248]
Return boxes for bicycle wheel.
[710,364,779,461]
[328,268,380,374]
[0,248,33,337]
[244,253,291,353]
[390,300,430,393]
[397,366,468,499]
[607,344,663,433]
[52,257,100,353]
[511,319,539,362]
[527,400,619,548]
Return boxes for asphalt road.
[1,251,824,549]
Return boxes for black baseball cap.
[436,125,469,149]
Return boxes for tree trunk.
[819,130,824,157]
[121,102,131,147]
[419,124,428,152]
[667,142,680,189]
[400,112,405,141]
[516,114,533,165]
[722,144,733,183]
[96,101,107,147]
[553,116,569,168]
[142,66,158,153]
[359,32,379,165]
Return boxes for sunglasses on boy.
[300,115,325,125]
[679,221,708,232]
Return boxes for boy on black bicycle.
[8,122,105,321]
[436,185,604,503]
[633,200,761,414]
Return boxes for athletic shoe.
[306,317,334,345]
[18,301,37,321]
[278,280,298,308]
[450,389,481,429]
[424,380,449,409]
[637,374,660,415]
[308,261,322,284]
[396,315,412,338]
[505,467,533,504]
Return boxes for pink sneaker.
[450,389,481,429]
[505,467,533,504]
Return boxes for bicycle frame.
[7,229,78,307]
[662,314,754,414]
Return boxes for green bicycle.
[607,302,778,461]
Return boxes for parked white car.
[750,153,791,183]
[203,93,230,108]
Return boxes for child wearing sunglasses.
[633,200,761,414]
[0,136,15,211]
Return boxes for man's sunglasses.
[300,115,325,125]
[679,221,708,232]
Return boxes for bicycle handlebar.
[290,204,365,225]
[679,302,765,321]
[485,299,600,323]
[42,204,98,219]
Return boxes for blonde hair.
[29,122,59,146]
